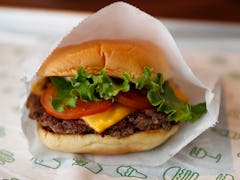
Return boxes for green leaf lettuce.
[49,67,207,122]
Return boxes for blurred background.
[0,0,240,22]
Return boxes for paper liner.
[21,2,220,166]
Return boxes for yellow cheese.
[31,78,47,95]
[82,103,135,133]
[169,80,188,102]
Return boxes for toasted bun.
[38,124,178,154]
[37,40,171,80]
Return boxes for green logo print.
[0,150,15,165]
[2,178,19,180]
[237,152,240,158]
[229,71,240,80]
[211,56,226,64]
[163,166,199,180]
[72,158,102,174]
[189,146,222,163]
[227,109,240,119]
[0,126,5,137]
[0,70,7,79]
[116,166,147,179]
[211,127,240,140]
[216,173,234,180]
[32,157,61,169]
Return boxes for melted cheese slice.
[82,103,134,133]
[31,77,49,95]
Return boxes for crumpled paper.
[21,2,220,167]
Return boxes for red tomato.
[116,89,152,109]
[40,85,112,119]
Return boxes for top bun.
[37,40,171,80]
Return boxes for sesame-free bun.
[36,39,177,154]
[37,40,172,80]
[38,124,178,154]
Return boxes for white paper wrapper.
[21,2,220,166]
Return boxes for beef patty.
[26,93,174,138]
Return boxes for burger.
[26,40,206,154]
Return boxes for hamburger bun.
[38,124,178,154]
[37,40,172,80]
[33,39,179,154]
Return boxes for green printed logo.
[163,166,199,180]
[229,71,240,80]
[237,152,240,158]
[1,86,13,94]
[0,149,15,165]
[189,146,221,163]
[211,127,240,140]
[0,126,5,137]
[0,70,7,79]
[216,173,234,180]
[227,109,240,119]
[116,166,147,179]
[32,157,61,169]
[211,56,226,64]
[2,178,19,180]
[72,158,102,174]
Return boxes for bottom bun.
[38,125,179,154]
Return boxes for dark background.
[1,0,240,22]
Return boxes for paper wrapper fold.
[21,2,220,166]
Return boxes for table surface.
[0,7,240,180]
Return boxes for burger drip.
[26,93,175,138]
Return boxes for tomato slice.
[116,89,152,109]
[40,85,113,120]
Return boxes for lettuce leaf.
[147,82,207,122]
[50,67,207,122]
[51,77,77,112]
